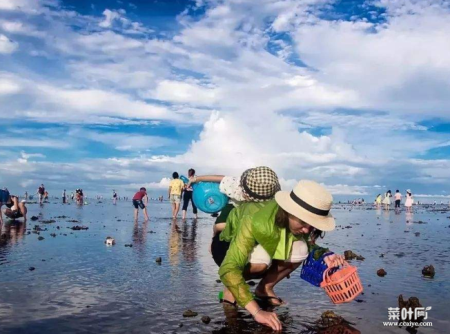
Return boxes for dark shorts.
[133,199,145,209]
[4,209,23,219]
[211,233,230,267]
[395,200,401,208]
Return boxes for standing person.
[168,172,184,219]
[394,190,402,210]
[62,189,66,204]
[132,187,149,221]
[24,191,28,201]
[405,189,413,212]
[182,168,198,220]
[113,190,118,205]
[36,184,45,204]
[382,190,392,210]
[44,190,49,202]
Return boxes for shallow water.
[0,201,449,334]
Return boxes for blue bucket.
[300,249,337,287]
[180,175,189,184]
[192,182,228,214]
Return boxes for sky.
[1,0,450,201]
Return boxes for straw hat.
[240,166,280,202]
[275,180,335,231]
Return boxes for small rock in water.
[422,265,435,278]
[247,280,256,286]
[30,216,39,221]
[183,310,198,317]
[50,233,56,237]
[344,250,365,261]
[105,237,115,245]
[155,257,162,263]
[29,267,35,271]
[41,220,56,224]
[379,254,384,258]
[377,269,387,277]
[215,279,221,283]
[201,316,211,324]
[414,232,420,237]
[124,244,133,247]
[315,311,347,328]
[67,219,79,223]
[71,225,88,230]
[398,295,424,327]
[38,236,45,241]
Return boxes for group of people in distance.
[375,189,414,211]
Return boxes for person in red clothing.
[133,187,149,221]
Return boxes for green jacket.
[218,200,327,307]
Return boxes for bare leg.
[174,203,180,218]
[223,263,268,304]
[171,203,176,218]
[182,210,187,220]
[134,208,138,221]
[143,207,149,221]
[18,203,27,221]
[255,260,301,305]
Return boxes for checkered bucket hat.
[240,166,280,202]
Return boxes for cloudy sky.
[1,0,450,200]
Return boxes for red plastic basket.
[320,261,363,304]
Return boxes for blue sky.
[1,0,450,201]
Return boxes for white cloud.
[0,76,21,94]
[1,0,450,198]
[0,138,69,148]
[0,34,18,53]
[150,80,218,105]
[20,151,46,159]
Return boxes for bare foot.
[255,285,283,306]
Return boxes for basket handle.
[310,248,334,261]
[322,260,350,284]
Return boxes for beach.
[0,200,449,333]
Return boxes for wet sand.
[0,201,449,333]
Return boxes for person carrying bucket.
[219,180,345,331]
[181,168,198,220]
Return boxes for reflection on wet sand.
[169,221,181,266]
[132,220,148,245]
[169,219,199,266]
[0,220,26,247]
[0,220,26,266]
[182,219,197,263]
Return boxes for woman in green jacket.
[219,180,344,331]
